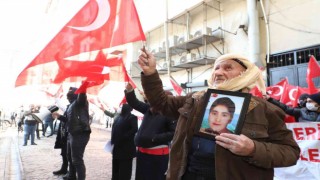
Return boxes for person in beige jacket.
[137,51,300,180]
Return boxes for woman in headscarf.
[111,104,138,180]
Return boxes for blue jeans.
[24,124,36,145]
[43,121,54,136]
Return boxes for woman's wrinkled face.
[211,59,246,86]
[208,105,232,133]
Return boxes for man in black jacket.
[53,86,91,180]
[125,83,176,180]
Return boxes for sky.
[0,0,201,109]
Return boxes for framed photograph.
[195,89,252,139]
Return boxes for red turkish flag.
[292,86,309,107]
[170,76,184,96]
[75,81,101,94]
[121,62,137,89]
[15,0,145,87]
[119,96,127,106]
[306,55,320,94]
[249,86,263,98]
[84,56,135,96]
[54,51,122,83]
[279,79,309,108]
[279,85,309,107]
[266,78,288,100]
[284,115,296,123]
[279,81,293,106]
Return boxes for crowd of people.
[8,51,320,180]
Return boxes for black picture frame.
[195,89,251,139]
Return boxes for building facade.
[129,0,320,93]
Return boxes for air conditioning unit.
[205,27,212,35]
[169,35,179,47]
[177,36,185,44]
[187,53,196,62]
[194,30,202,38]
[180,55,187,64]
[162,62,168,69]
[193,27,212,38]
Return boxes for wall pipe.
[247,0,263,67]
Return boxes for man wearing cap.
[138,51,300,180]
[53,86,91,180]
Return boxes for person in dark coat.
[111,103,138,180]
[267,92,320,122]
[53,86,91,180]
[52,109,69,176]
[125,83,176,180]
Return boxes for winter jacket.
[141,71,300,180]
[125,89,176,148]
[111,104,138,159]
[58,93,91,135]
[55,105,69,149]
[268,98,320,122]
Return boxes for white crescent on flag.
[272,85,284,97]
[69,0,110,31]
[289,88,298,101]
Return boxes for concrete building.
[128,0,320,93]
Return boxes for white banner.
[274,122,320,180]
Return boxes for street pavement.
[0,123,136,180]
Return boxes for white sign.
[274,122,320,180]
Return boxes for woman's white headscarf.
[207,53,266,95]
